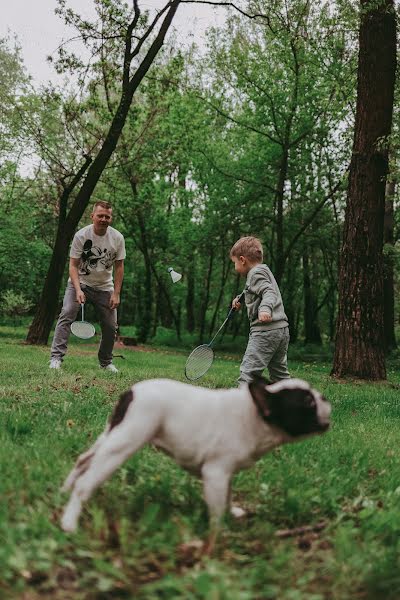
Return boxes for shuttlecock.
[168,267,182,283]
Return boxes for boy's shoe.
[50,358,62,369]
[100,363,119,373]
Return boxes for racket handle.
[227,290,246,320]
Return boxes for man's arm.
[69,258,86,304]
[110,259,124,309]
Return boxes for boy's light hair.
[230,236,263,262]
[93,200,112,211]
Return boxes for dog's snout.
[316,394,331,431]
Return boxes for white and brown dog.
[61,377,331,538]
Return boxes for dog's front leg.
[201,462,232,555]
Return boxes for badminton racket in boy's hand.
[185,289,246,381]
[70,304,96,339]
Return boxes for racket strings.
[70,321,95,339]
[185,344,214,380]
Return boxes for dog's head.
[249,377,331,437]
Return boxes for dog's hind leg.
[61,429,110,493]
[62,388,135,493]
[61,413,158,532]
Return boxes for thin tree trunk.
[303,245,322,345]
[185,253,195,333]
[332,0,396,379]
[208,253,229,337]
[383,177,397,352]
[274,147,288,284]
[284,254,299,342]
[136,210,153,343]
[199,250,214,343]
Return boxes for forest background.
[1,0,399,368]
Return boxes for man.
[50,201,125,372]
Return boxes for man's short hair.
[230,236,263,262]
[93,201,112,211]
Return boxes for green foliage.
[0,192,52,306]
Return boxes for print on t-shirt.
[80,239,117,276]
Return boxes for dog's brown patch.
[109,388,134,430]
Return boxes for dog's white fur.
[61,378,330,534]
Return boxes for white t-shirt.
[69,224,126,291]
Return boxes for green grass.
[1,325,400,599]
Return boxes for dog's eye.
[303,393,316,408]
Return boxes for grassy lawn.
[1,324,400,599]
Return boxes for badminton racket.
[70,304,96,339]
[185,289,246,381]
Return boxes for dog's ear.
[248,379,272,418]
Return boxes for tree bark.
[185,255,196,333]
[26,0,181,345]
[199,250,214,343]
[383,178,397,352]
[332,0,396,379]
[136,210,153,343]
[303,245,322,345]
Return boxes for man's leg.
[50,283,81,362]
[90,289,117,367]
[267,327,290,382]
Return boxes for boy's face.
[231,255,251,276]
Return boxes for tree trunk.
[332,0,396,379]
[274,147,289,284]
[25,225,73,344]
[136,211,153,343]
[303,245,322,345]
[199,250,214,343]
[284,255,299,342]
[208,253,229,337]
[185,253,195,333]
[383,178,397,352]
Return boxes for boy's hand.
[259,311,272,323]
[232,296,242,311]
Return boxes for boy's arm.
[251,271,277,320]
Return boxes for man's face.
[231,255,250,276]
[91,206,113,235]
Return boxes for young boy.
[230,236,290,384]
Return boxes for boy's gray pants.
[238,326,290,385]
[50,282,117,367]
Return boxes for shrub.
[1,290,33,324]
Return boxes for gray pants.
[238,326,290,385]
[51,282,117,367]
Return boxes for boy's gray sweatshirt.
[244,264,288,331]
